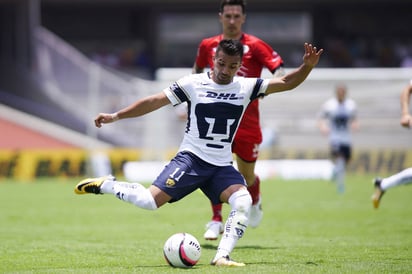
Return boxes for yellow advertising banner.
[0,149,141,180]
[0,148,411,180]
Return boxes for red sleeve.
[254,39,284,73]
[195,36,220,70]
[195,40,209,69]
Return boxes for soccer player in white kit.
[74,40,323,266]
[372,79,412,209]
[318,84,358,193]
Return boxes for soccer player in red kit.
[193,0,285,240]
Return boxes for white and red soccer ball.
[163,232,201,268]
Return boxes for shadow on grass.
[201,243,281,251]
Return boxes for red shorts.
[232,138,259,162]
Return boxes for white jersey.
[319,97,357,145]
[164,72,269,166]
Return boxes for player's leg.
[330,143,349,193]
[204,202,224,240]
[372,167,412,208]
[74,152,204,210]
[338,145,351,193]
[236,157,262,227]
[113,182,170,210]
[379,167,412,190]
[204,190,225,240]
[334,156,345,193]
[330,143,339,181]
[203,141,261,240]
[233,141,263,228]
[212,185,251,266]
[75,175,160,210]
[201,165,251,266]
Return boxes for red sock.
[211,203,223,222]
[247,175,261,205]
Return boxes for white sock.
[381,168,412,191]
[109,181,158,210]
[101,178,116,194]
[214,188,251,260]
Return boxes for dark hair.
[220,0,246,14]
[216,39,244,59]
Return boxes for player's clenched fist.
[94,112,119,128]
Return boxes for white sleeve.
[163,75,192,106]
[259,79,270,96]
[163,87,180,106]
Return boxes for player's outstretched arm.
[265,43,323,95]
[400,82,412,128]
[94,91,171,128]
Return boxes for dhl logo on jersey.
[204,91,244,100]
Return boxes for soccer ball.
[163,232,201,268]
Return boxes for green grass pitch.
[1,174,411,273]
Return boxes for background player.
[75,40,323,266]
[193,0,285,240]
[372,79,412,208]
[318,84,358,193]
